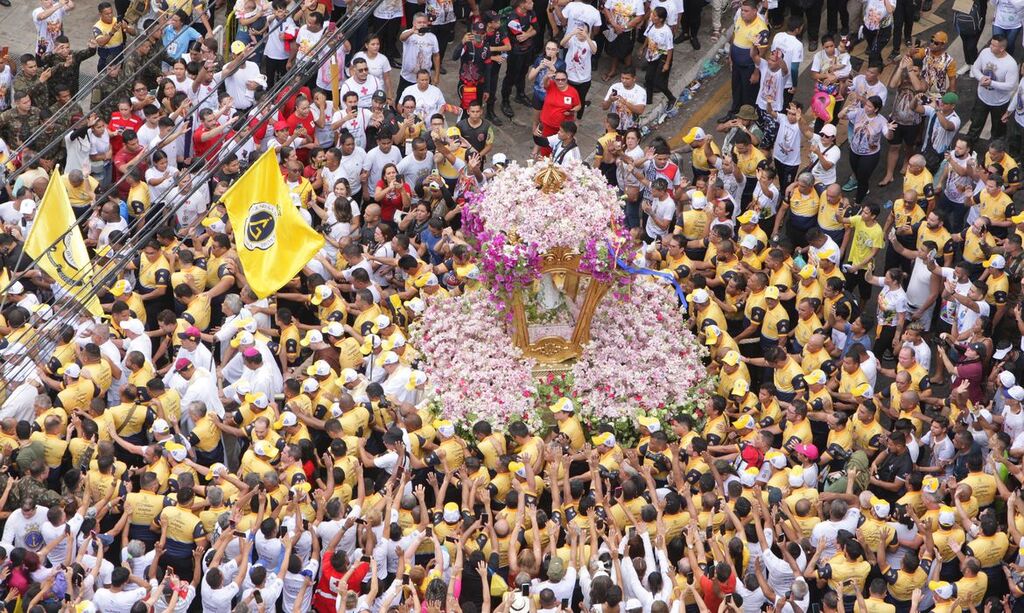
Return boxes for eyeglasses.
[554,77,567,82]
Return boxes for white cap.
[279,411,298,427]
[1010,386,1024,401]
[151,419,170,434]
[301,378,320,393]
[691,288,710,304]
[9,281,24,294]
[322,322,345,338]
[121,318,145,336]
[378,351,400,366]
[375,314,392,330]
[690,190,707,210]
[1000,371,1017,388]
[58,363,81,378]
[438,422,455,437]
[339,368,359,384]
[740,234,759,250]
[492,153,508,166]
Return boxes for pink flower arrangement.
[571,282,713,421]
[410,291,539,427]
[461,161,626,314]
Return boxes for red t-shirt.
[313,552,369,613]
[286,111,317,162]
[108,112,143,155]
[539,82,580,129]
[112,146,148,199]
[375,180,411,222]
[192,124,231,162]
[700,571,736,612]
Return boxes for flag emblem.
[244,203,279,251]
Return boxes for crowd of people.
[3,0,1024,612]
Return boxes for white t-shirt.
[362,145,403,191]
[971,48,1020,106]
[282,560,319,613]
[400,84,446,120]
[809,135,841,185]
[332,107,372,150]
[645,195,675,239]
[642,23,674,62]
[264,16,297,61]
[201,577,240,613]
[604,83,647,129]
[339,147,368,196]
[295,25,326,62]
[561,1,603,33]
[850,74,889,106]
[353,52,393,84]
[341,74,383,109]
[955,296,990,334]
[772,118,802,166]
[564,37,594,84]
[755,59,785,112]
[648,0,683,25]
[33,6,65,53]
[771,32,804,89]
[93,587,149,613]
[401,33,440,83]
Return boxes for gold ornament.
[534,162,568,194]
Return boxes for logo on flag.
[244,202,279,251]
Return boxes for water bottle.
[883,199,893,210]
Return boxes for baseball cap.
[931,31,949,44]
[436,420,455,437]
[245,391,270,408]
[377,350,400,367]
[730,379,749,397]
[682,127,706,145]
[592,432,615,447]
[492,152,508,167]
[177,326,202,342]
[472,20,485,32]
[173,357,192,372]
[300,329,324,347]
[274,411,298,429]
[110,279,133,297]
[57,363,81,378]
[372,89,387,102]
[337,368,360,386]
[230,40,246,55]
[704,324,721,345]
[764,285,780,300]
[311,284,333,305]
[691,288,710,304]
[984,254,1006,269]
[253,440,279,459]
[941,91,958,105]
[405,370,427,390]
[637,415,661,432]
[995,340,1013,361]
[322,321,345,338]
[739,466,759,487]
[274,120,289,131]
[818,124,837,137]
[1000,370,1017,388]
[549,397,574,413]
[721,350,740,366]
[803,369,827,386]
[306,360,332,377]
[733,414,755,430]
[443,502,461,523]
[151,419,170,434]
[739,233,759,250]
[737,210,759,224]
[794,443,819,461]
[741,445,763,467]
[765,450,787,469]
[870,496,890,518]
[1008,386,1024,401]
[690,190,707,210]
[929,581,956,600]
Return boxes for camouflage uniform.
[120,42,164,91]
[42,48,97,99]
[11,72,51,109]
[8,475,62,510]
[0,107,44,147]
[91,73,126,120]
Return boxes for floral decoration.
[571,282,712,422]
[410,290,538,428]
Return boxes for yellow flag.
[221,147,325,299]
[23,171,102,316]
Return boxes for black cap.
[483,10,499,22]
[372,89,387,102]
[472,20,486,33]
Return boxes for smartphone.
[628,526,636,538]
[480,513,489,523]
[361,555,371,563]
[445,536,457,543]
[520,584,530,597]
[233,531,246,538]
[402,576,410,585]
[253,592,263,605]
[426,526,433,537]
[354,518,367,525]
[561,599,569,609]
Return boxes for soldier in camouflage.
[41,35,98,100]
[8,461,61,510]
[11,54,54,109]
[0,92,44,148]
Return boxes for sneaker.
[691,37,701,50]
[663,105,680,120]
[958,63,972,76]
[514,93,531,106]
[842,177,858,192]
[487,110,504,126]
[440,66,447,75]
[501,101,515,118]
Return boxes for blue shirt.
[163,26,202,60]
[531,55,566,101]
[419,228,443,264]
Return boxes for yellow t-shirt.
[848,216,884,265]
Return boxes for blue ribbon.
[613,254,689,311]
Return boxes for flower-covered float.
[409,160,712,436]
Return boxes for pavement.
[1,0,731,162]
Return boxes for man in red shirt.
[537,69,580,155]
[313,545,369,613]
[108,99,143,156]
[193,107,234,162]
[112,130,148,200]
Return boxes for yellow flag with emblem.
[24,170,102,316]
[221,147,325,299]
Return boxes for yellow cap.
[764,285,780,300]
[803,369,827,386]
[549,397,574,413]
[732,414,755,430]
[852,382,873,398]
[730,379,749,397]
[721,350,740,366]
[592,432,615,447]
[798,264,817,279]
